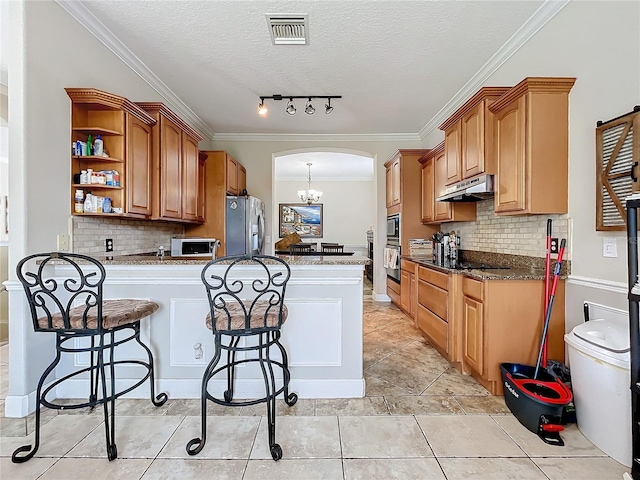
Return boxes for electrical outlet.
[105,238,114,252]
[57,234,70,251]
[550,238,559,254]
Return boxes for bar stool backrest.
[16,252,106,332]
[322,244,344,253]
[201,255,291,335]
[289,243,312,254]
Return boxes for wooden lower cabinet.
[387,277,400,306]
[461,276,565,395]
[400,259,417,320]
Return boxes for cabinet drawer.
[417,305,448,353]
[417,280,448,320]
[387,277,400,295]
[418,266,449,291]
[463,276,484,301]
[401,259,415,272]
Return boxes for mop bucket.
[501,363,573,446]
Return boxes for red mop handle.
[534,238,566,379]
[542,219,552,367]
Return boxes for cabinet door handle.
[631,161,639,183]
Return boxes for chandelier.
[298,163,323,205]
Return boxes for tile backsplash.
[444,199,570,259]
[71,217,184,256]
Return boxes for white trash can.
[565,318,631,467]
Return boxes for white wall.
[275,179,375,248]
[6,0,168,413]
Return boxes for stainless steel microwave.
[386,213,400,240]
[171,238,220,257]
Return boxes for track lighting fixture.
[325,98,334,115]
[257,94,342,116]
[305,98,315,115]
[286,98,296,115]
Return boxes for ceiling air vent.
[266,14,308,45]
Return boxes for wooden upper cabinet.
[433,142,477,223]
[66,88,157,219]
[420,156,435,223]
[391,158,401,205]
[181,133,199,222]
[197,151,207,222]
[126,114,153,216]
[137,102,204,223]
[226,155,238,195]
[440,87,511,183]
[444,122,462,185]
[238,164,247,194]
[160,115,183,219]
[489,77,576,215]
[385,167,393,208]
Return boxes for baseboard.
[373,292,391,302]
[567,275,627,295]
[4,380,55,418]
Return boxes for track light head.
[305,98,315,115]
[257,98,268,115]
[286,98,296,115]
[325,98,334,115]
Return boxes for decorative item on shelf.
[257,94,342,116]
[297,163,322,205]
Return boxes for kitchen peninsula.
[52,254,370,400]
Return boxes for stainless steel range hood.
[436,174,495,202]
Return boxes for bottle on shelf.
[93,135,104,156]
[86,134,93,156]
[79,170,88,185]
[83,193,93,213]
[74,189,84,213]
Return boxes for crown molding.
[212,132,421,143]
[417,0,570,140]
[56,0,214,140]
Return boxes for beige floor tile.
[165,398,240,416]
[142,458,246,480]
[1,414,103,458]
[365,351,447,394]
[533,456,631,480]
[251,416,341,460]
[340,416,433,458]
[67,415,183,458]
[385,395,463,415]
[0,401,4,418]
[240,398,314,416]
[0,344,8,365]
[50,398,102,416]
[0,416,27,437]
[343,458,445,480]
[114,398,174,416]
[423,368,490,396]
[364,373,411,397]
[396,341,451,370]
[26,408,61,435]
[438,458,548,480]
[158,415,259,459]
[454,395,510,414]
[493,415,608,457]
[416,415,525,457]
[244,458,343,480]
[0,456,58,480]
[40,457,153,480]
[315,397,389,416]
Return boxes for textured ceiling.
[75,1,544,135]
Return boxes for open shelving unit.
[626,195,640,480]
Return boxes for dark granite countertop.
[401,255,568,281]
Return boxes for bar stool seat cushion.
[37,299,160,330]
[205,300,288,331]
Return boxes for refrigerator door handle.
[258,212,265,253]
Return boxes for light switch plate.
[603,237,617,258]
[57,234,70,251]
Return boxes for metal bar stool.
[12,252,167,463]
[186,254,297,461]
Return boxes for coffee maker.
[433,231,460,265]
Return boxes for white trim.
[417,0,570,140]
[4,380,55,418]
[567,275,627,295]
[55,0,214,140]
[372,292,391,302]
[212,132,420,142]
[54,377,365,400]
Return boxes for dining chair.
[186,254,297,461]
[321,244,344,253]
[289,243,312,254]
[12,252,167,463]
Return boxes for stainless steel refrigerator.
[225,196,265,255]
